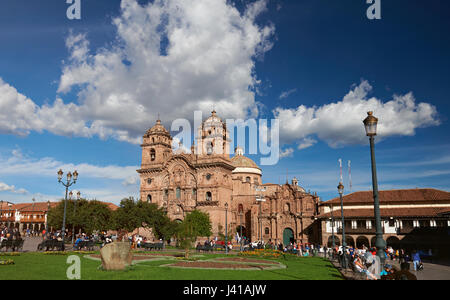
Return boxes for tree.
[47,199,113,235]
[111,197,178,242]
[176,210,212,258]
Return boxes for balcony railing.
[337,227,377,234]
[396,226,449,235]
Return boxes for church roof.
[145,119,170,136]
[231,155,260,169]
[230,147,261,174]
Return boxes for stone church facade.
[138,111,320,245]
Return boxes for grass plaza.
[0,250,343,280]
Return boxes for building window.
[351,220,357,229]
[206,192,212,201]
[238,204,243,213]
[207,142,213,155]
[284,203,290,212]
[206,173,212,181]
[246,176,251,183]
[413,220,420,228]
[176,187,181,199]
[254,178,259,184]
[147,178,152,185]
[164,189,169,200]
[150,149,156,161]
[430,220,437,227]
[192,188,197,196]
[147,195,152,203]
[265,227,269,235]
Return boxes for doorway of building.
[283,228,294,246]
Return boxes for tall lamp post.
[0,200,3,227]
[45,200,50,236]
[239,211,243,252]
[338,182,347,269]
[8,203,12,229]
[32,198,35,235]
[71,191,81,245]
[225,202,228,254]
[255,186,266,242]
[330,204,336,260]
[363,111,386,266]
[57,169,78,250]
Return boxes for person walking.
[412,251,421,272]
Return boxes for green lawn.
[0,251,343,280]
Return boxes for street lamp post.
[255,186,266,242]
[57,169,78,251]
[363,111,386,266]
[8,203,12,229]
[45,200,50,236]
[0,200,3,227]
[225,202,228,254]
[330,204,336,260]
[71,191,81,245]
[32,198,35,235]
[338,182,347,269]
[239,211,243,252]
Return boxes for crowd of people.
[0,225,22,242]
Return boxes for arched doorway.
[328,235,341,247]
[356,236,370,249]
[386,236,401,248]
[283,228,294,246]
[345,236,355,248]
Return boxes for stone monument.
[100,242,133,271]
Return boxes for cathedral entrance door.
[283,228,294,246]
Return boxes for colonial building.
[317,188,450,255]
[0,200,119,234]
[138,111,321,245]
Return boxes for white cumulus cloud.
[0,0,275,144]
[0,181,28,194]
[274,80,440,148]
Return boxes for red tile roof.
[4,201,118,212]
[321,188,450,206]
[318,207,450,219]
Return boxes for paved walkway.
[331,258,450,280]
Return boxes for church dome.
[231,147,262,175]
[145,119,170,137]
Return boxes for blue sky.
[0,0,449,204]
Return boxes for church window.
[238,204,243,213]
[164,189,169,200]
[147,178,152,185]
[254,178,258,184]
[206,192,212,201]
[206,173,212,180]
[192,188,197,196]
[265,227,269,235]
[150,149,156,161]
[207,142,213,155]
[246,177,251,183]
[176,187,181,199]
[152,137,155,143]
[284,203,290,212]
[147,195,152,203]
